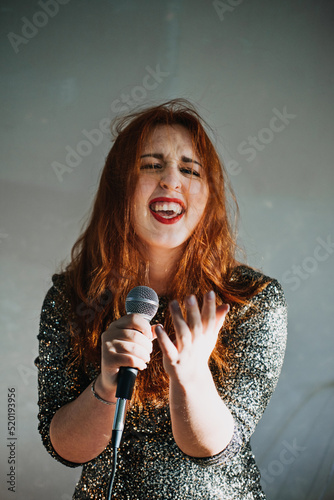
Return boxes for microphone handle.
[112,367,138,449]
[115,367,138,399]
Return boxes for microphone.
[111,286,159,449]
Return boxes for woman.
[36,99,287,499]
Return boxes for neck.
[146,246,183,296]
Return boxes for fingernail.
[226,304,230,313]
[170,300,179,311]
[155,324,164,334]
[207,290,215,300]
[186,295,196,306]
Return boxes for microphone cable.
[107,446,118,500]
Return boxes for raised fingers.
[185,295,203,336]
[169,300,192,349]
[170,292,229,342]
[214,303,230,332]
[155,325,179,364]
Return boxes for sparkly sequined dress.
[35,266,287,499]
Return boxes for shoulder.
[40,272,71,320]
[230,265,286,306]
[51,272,68,294]
[229,264,270,286]
[45,272,70,299]
[227,265,287,331]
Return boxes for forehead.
[141,124,197,155]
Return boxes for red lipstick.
[149,197,186,225]
[149,197,186,209]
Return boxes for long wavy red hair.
[63,99,268,406]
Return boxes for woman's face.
[132,124,209,253]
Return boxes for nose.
[159,164,181,191]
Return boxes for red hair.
[64,99,268,406]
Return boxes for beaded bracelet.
[91,376,117,406]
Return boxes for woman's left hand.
[155,291,229,385]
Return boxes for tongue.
[157,210,175,216]
[155,210,179,219]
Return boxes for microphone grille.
[125,286,159,321]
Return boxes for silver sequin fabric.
[35,266,288,499]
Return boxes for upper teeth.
[150,202,183,214]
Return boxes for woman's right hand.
[96,314,155,398]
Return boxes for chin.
[147,237,187,251]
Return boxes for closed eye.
[140,163,162,170]
[180,167,201,177]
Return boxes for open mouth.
[149,199,186,224]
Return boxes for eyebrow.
[140,153,203,167]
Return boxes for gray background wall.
[1,0,333,498]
